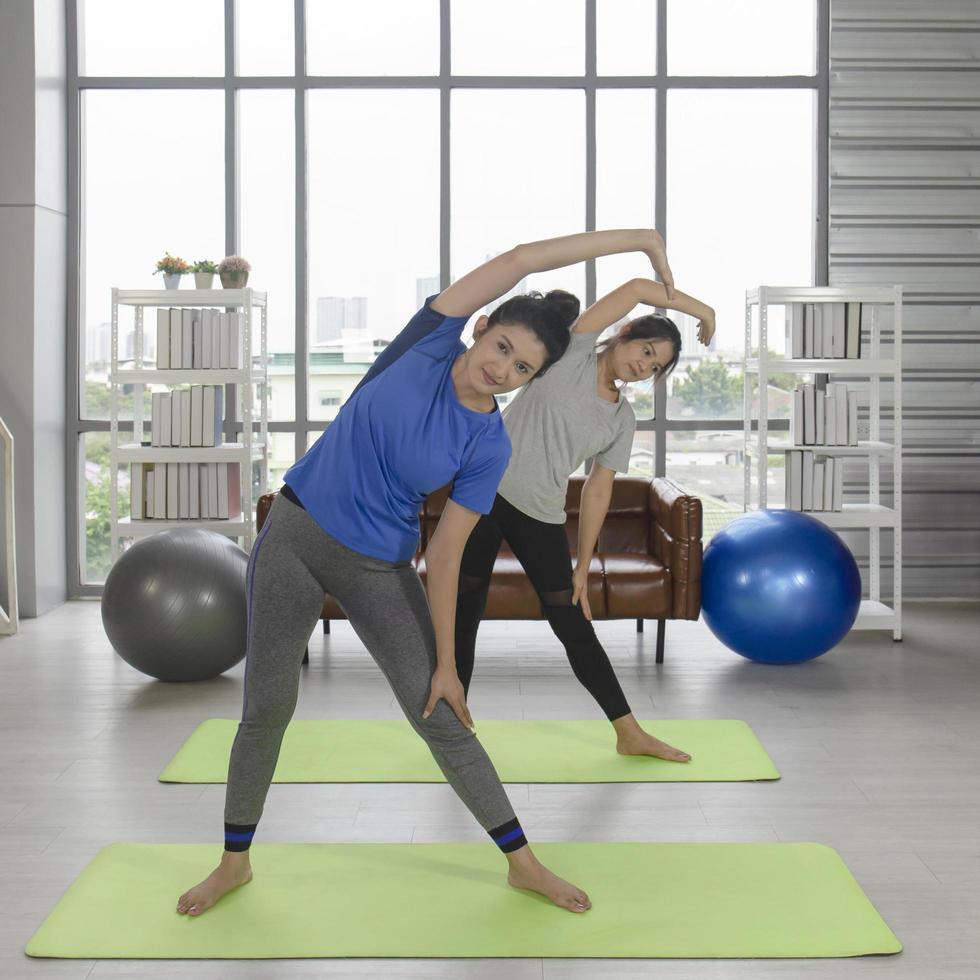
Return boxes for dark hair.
[486,289,579,376]
[596,313,682,381]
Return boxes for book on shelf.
[147,385,223,448]
[153,462,166,517]
[832,382,849,445]
[191,310,202,369]
[169,393,179,447]
[169,309,181,368]
[218,311,245,370]
[166,463,178,519]
[217,313,230,369]
[201,309,213,369]
[786,303,804,358]
[133,462,242,522]
[787,451,803,510]
[190,386,203,446]
[825,392,837,445]
[203,385,221,446]
[180,310,193,369]
[801,451,814,511]
[179,389,191,447]
[152,307,243,372]
[802,384,816,444]
[189,462,200,519]
[210,311,221,367]
[156,310,170,370]
[790,386,803,443]
[846,303,862,358]
[216,463,242,520]
[199,464,208,519]
[790,382,858,449]
[784,450,842,513]
[150,393,161,447]
[130,463,144,520]
[783,302,864,360]
[160,393,172,446]
[229,312,243,369]
[208,462,219,518]
[833,304,847,358]
[177,463,189,519]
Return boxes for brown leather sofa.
[256,475,703,664]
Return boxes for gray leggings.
[224,491,526,853]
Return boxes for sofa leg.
[302,646,310,665]
[656,620,666,664]
[636,618,644,633]
[323,620,330,635]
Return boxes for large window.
[71,0,825,590]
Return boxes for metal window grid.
[66,0,829,594]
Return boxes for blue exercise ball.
[701,509,861,664]
[101,528,248,681]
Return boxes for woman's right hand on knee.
[422,665,476,732]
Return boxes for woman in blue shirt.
[176,229,675,919]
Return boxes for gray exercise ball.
[101,528,248,682]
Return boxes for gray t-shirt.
[497,331,636,524]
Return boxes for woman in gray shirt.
[454,274,715,761]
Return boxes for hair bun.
[543,289,581,331]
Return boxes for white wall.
[0,0,67,617]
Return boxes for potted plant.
[191,259,218,289]
[218,255,251,289]
[153,253,191,289]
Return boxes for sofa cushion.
[601,553,671,619]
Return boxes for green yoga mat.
[26,842,900,959]
[159,719,779,783]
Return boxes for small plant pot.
[162,273,182,289]
[194,272,215,289]
[220,271,249,289]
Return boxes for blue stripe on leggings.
[493,826,525,846]
[224,831,254,842]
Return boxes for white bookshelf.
[108,287,269,560]
[743,285,902,641]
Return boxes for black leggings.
[455,494,631,722]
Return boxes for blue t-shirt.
[284,297,512,562]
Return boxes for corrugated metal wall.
[831,0,980,598]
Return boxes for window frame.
[67,0,829,594]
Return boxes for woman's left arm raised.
[431,229,675,319]
[573,278,716,346]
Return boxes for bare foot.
[613,715,691,762]
[176,852,253,917]
[506,848,592,913]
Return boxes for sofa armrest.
[257,491,278,532]
[649,477,703,620]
